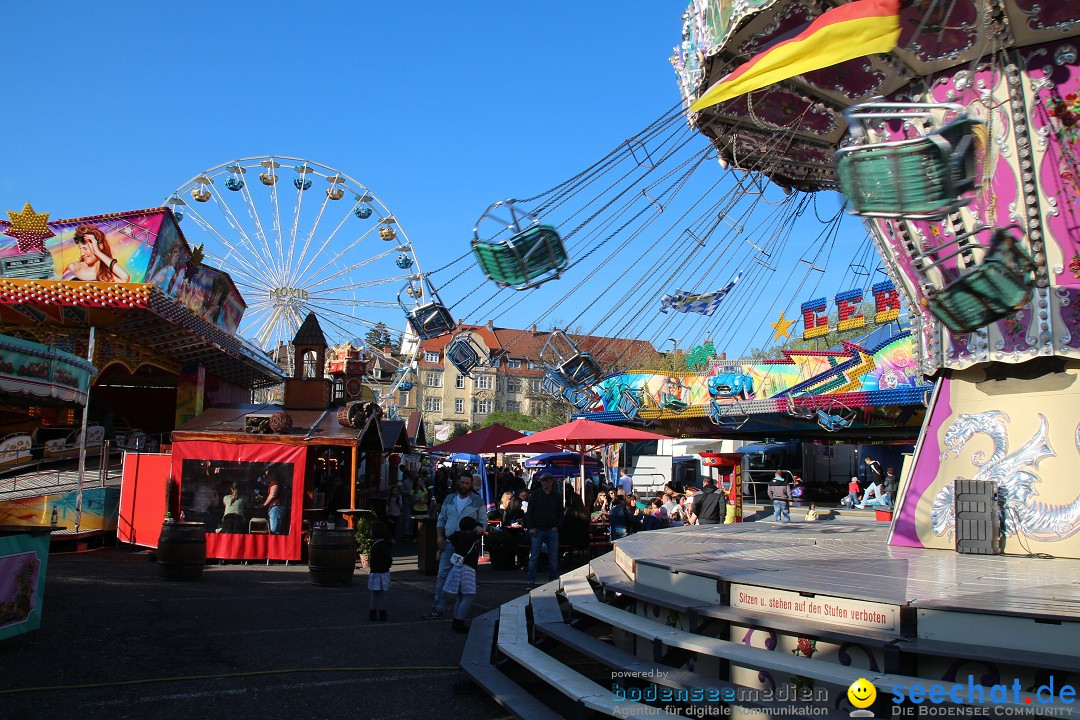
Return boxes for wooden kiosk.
[131,315,410,562]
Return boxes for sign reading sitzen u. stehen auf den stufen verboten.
[730,583,899,633]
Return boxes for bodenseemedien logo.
[849,678,877,717]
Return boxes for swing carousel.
[670,0,1080,559]
[387,0,1079,560]
[455,6,1080,717]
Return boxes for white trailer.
[628,438,746,496]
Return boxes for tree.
[364,322,396,350]
[478,410,570,433]
[449,422,470,439]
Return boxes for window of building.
[506,400,520,413]
[423,351,440,363]
[527,360,540,370]
[455,375,465,389]
[425,372,442,387]
[472,399,492,414]
[302,350,318,378]
[476,375,492,390]
[424,397,441,412]
[399,391,410,406]
[508,359,522,369]
[455,398,464,414]
[506,378,520,393]
[530,379,541,392]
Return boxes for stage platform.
[461,522,1080,719]
[615,522,1080,624]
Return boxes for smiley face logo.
[848,678,877,709]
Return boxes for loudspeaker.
[955,479,1002,555]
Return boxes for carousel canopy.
[0,333,96,405]
[674,0,1080,191]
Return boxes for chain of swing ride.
[417,109,849,379]
[418,0,1006,385]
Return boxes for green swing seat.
[926,229,1036,334]
[471,225,568,290]
[835,108,981,219]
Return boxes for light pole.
[667,338,678,374]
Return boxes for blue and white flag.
[659,271,743,316]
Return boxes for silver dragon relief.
[932,410,1080,542]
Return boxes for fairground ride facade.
[674,0,1080,558]
[0,205,285,532]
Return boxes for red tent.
[498,418,671,492]
[429,423,560,455]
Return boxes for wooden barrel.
[157,522,207,580]
[337,402,360,428]
[308,527,356,586]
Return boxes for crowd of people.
[369,458,892,633]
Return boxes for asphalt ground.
[0,541,526,720]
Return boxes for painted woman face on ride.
[77,234,98,263]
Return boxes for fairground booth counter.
[119,315,414,563]
[120,405,411,563]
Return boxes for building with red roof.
[403,321,660,428]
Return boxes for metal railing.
[741,470,798,504]
[627,472,667,495]
[0,432,172,500]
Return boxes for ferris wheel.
[164,155,425,401]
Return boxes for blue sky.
[2,1,876,360]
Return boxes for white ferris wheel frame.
[165,155,426,405]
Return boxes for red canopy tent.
[429,423,560,455]
[498,418,671,493]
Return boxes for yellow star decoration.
[4,201,55,253]
[770,311,796,341]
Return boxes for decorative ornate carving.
[933,411,1080,542]
[1012,0,1080,34]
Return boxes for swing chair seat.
[836,115,981,219]
[445,334,489,376]
[706,400,748,429]
[556,352,602,389]
[541,371,568,397]
[406,302,455,340]
[785,395,817,420]
[562,386,598,411]
[618,389,642,421]
[926,230,1036,334]
[815,409,854,432]
[471,225,568,290]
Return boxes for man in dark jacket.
[524,473,564,587]
[693,479,726,525]
[767,471,791,523]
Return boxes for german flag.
[690,0,901,112]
